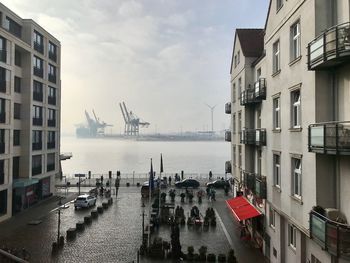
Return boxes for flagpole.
[158,154,163,220]
[148,158,153,251]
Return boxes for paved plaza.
[0,185,264,263]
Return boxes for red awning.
[226,196,262,221]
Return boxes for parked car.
[175,179,200,189]
[74,194,97,209]
[206,179,230,189]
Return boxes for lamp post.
[141,201,145,243]
[57,197,63,244]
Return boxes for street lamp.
[141,201,146,243]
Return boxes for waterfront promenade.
[0,185,264,263]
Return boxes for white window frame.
[273,40,280,73]
[291,90,301,128]
[273,97,281,130]
[288,224,297,250]
[233,83,236,102]
[273,154,281,188]
[233,113,236,134]
[292,158,302,199]
[269,207,276,228]
[291,21,301,61]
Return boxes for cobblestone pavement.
[0,186,264,263]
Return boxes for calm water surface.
[61,136,229,176]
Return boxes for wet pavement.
[0,186,264,263]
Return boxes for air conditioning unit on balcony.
[324,208,348,224]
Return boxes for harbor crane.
[119,102,150,136]
[76,110,112,137]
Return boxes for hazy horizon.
[3,0,269,134]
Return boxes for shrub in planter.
[193,253,200,261]
[218,254,226,262]
[136,182,140,187]
[207,253,216,262]
[187,246,195,261]
[126,182,130,187]
[198,246,207,261]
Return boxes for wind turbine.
[205,103,217,133]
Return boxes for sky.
[2,0,269,135]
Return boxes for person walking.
[168,176,172,185]
[209,171,213,181]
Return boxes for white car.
[74,194,96,209]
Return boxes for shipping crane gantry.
[119,102,150,136]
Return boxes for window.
[233,145,236,166]
[238,145,242,168]
[276,0,283,11]
[0,98,5,123]
[291,90,301,128]
[290,21,301,61]
[4,17,22,38]
[234,55,237,68]
[48,41,57,61]
[273,40,280,73]
[238,111,242,133]
[48,64,56,83]
[233,113,236,134]
[0,67,9,93]
[47,153,55,171]
[273,97,281,130]
[33,30,43,53]
[14,76,21,93]
[238,78,242,98]
[256,68,261,81]
[0,189,7,215]
[0,160,4,185]
[0,36,6,63]
[237,51,240,65]
[14,103,21,120]
[269,207,276,228]
[292,158,302,198]
[33,80,43,102]
[32,105,43,126]
[0,129,4,154]
[32,130,42,151]
[48,108,56,127]
[48,86,56,105]
[12,157,19,180]
[288,224,297,249]
[15,49,21,67]
[13,130,20,146]
[273,154,281,188]
[257,150,262,175]
[232,83,236,102]
[32,155,42,175]
[47,131,55,149]
[33,56,43,77]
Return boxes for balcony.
[308,22,350,70]
[0,50,6,63]
[49,51,57,62]
[240,128,266,146]
[33,41,44,54]
[32,142,42,151]
[48,96,56,105]
[243,171,267,199]
[225,102,231,114]
[0,143,5,154]
[33,67,43,78]
[32,166,42,176]
[47,164,55,172]
[48,74,56,84]
[48,119,56,127]
[33,92,43,102]
[240,78,266,106]
[225,161,231,174]
[308,121,350,155]
[0,80,6,93]
[225,130,231,142]
[47,141,56,149]
[32,118,43,126]
[310,209,350,259]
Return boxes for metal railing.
[33,92,43,102]
[48,74,56,83]
[240,78,266,106]
[242,171,266,199]
[32,142,42,151]
[308,121,350,155]
[33,41,44,54]
[47,164,55,172]
[225,130,231,142]
[48,96,56,105]
[32,166,42,176]
[32,118,43,126]
[47,119,56,127]
[225,102,231,114]
[308,22,350,70]
[49,51,57,62]
[240,128,266,146]
[47,141,56,149]
[33,67,43,78]
[310,209,350,259]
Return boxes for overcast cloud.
[2,0,269,134]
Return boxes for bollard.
[76,221,85,231]
[67,228,77,239]
[108,198,113,205]
[84,215,92,224]
[102,202,109,209]
[59,236,65,247]
[97,206,104,213]
[91,210,98,218]
[52,242,58,253]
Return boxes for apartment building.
[0,3,60,223]
[227,0,350,262]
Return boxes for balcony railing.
[0,143,5,154]
[47,164,55,172]
[0,80,6,93]
[32,166,42,176]
[308,121,350,155]
[225,130,231,142]
[32,117,43,126]
[48,96,56,105]
[225,102,231,114]
[33,92,43,102]
[308,22,350,70]
[310,209,350,259]
[48,74,56,83]
[243,171,267,199]
[225,161,231,174]
[32,142,42,151]
[33,67,43,78]
[0,49,7,63]
[47,141,56,149]
[33,41,44,54]
[49,51,57,62]
[48,119,56,127]
[240,78,266,106]
[240,128,266,146]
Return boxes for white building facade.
[228,0,350,262]
[0,3,60,223]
